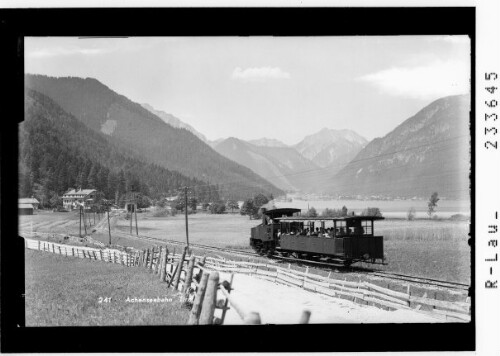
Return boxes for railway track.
[106,228,469,292]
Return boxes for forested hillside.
[25,74,282,200]
[20,89,222,208]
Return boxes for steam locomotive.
[250,208,385,266]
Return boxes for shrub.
[450,214,469,221]
[303,207,318,217]
[407,207,416,221]
[321,208,343,218]
[152,208,169,217]
[209,202,226,214]
[362,207,383,217]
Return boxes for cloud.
[231,66,291,82]
[429,35,470,45]
[358,60,470,99]
[27,47,109,58]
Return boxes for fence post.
[220,274,234,324]
[299,309,311,324]
[182,255,196,297]
[154,248,161,274]
[113,251,116,264]
[195,256,207,282]
[52,244,55,253]
[160,247,168,282]
[155,247,162,274]
[148,248,154,271]
[199,272,219,325]
[99,250,103,261]
[38,240,41,250]
[58,246,62,255]
[187,272,209,325]
[302,266,309,288]
[243,312,261,325]
[174,246,188,291]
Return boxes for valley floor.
[19,209,471,284]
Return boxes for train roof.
[262,208,302,219]
[274,216,385,221]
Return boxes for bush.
[321,208,344,218]
[450,214,469,221]
[407,207,416,221]
[152,208,169,217]
[362,207,383,217]
[209,202,226,214]
[303,207,318,217]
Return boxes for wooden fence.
[24,237,469,323]
[25,238,302,325]
[198,256,472,322]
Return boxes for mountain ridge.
[25,74,283,200]
[328,94,470,199]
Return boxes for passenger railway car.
[250,208,385,266]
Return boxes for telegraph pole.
[79,205,82,237]
[104,200,112,246]
[184,187,189,249]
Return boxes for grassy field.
[20,210,471,284]
[25,249,189,326]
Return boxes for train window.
[363,220,373,235]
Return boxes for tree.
[362,207,383,217]
[227,199,239,213]
[240,199,257,219]
[209,201,226,214]
[189,197,198,211]
[305,207,318,217]
[253,193,269,208]
[341,205,348,217]
[428,192,440,218]
[407,207,416,221]
[87,164,98,189]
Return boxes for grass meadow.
[25,249,189,326]
[115,212,471,284]
[21,210,471,284]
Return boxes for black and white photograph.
[19,34,472,326]
[3,4,497,354]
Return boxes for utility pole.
[79,205,82,237]
[105,201,112,246]
[134,201,139,235]
[184,187,189,249]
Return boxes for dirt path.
[219,273,444,324]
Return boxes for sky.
[25,36,470,145]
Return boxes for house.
[62,188,97,210]
[18,197,40,210]
[19,203,34,215]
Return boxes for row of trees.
[240,194,272,219]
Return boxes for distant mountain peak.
[293,128,368,173]
[248,137,288,148]
[140,103,208,143]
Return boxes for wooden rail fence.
[25,238,306,325]
[198,256,472,322]
[25,237,468,323]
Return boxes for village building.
[62,188,97,210]
[18,203,34,215]
[18,197,40,210]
